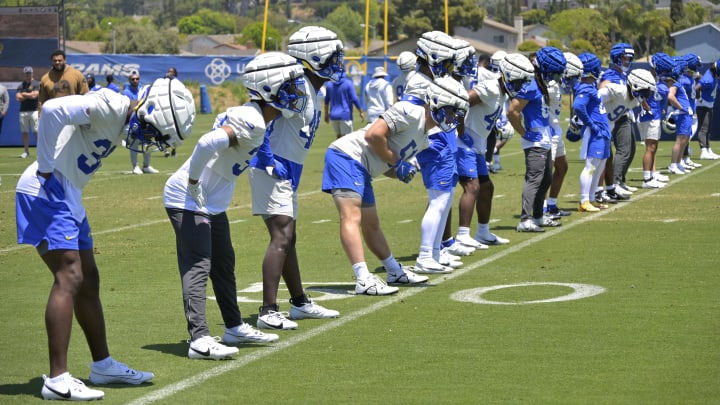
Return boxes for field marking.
[450,282,606,305]
[128,160,720,404]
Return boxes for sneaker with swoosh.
[224,322,280,343]
[89,358,153,385]
[41,372,105,401]
[188,335,239,360]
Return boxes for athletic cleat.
[438,251,463,268]
[606,190,629,201]
[455,234,484,249]
[413,258,453,274]
[642,178,666,189]
[653,172,669,182]
[188,336,239,360]
[387,267,429,285]
[684,158,701,168]
[547,207,571,217]
[355,275,399,295]
[475,233,509,245]
[20,152,29,159]
[578,200,600,212]
[699,149,718,160]
[492,161,502,172]
[257,310,298,330]
[445,242,480,255]
[224,322,280,343]
[132,165,143,175]
[42,372,105,401]
[516,219,545,232]
[613,185,633,197]
[89,359,153,385]
[142,166,160,174]
[289,300,339,320]
[668,165,686,175]
[596,191,617,204]
[617,182,638,193]
[534,216,562,227]
[592,201,609,210]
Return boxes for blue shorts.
[675,113,693,137]
[321,148,376,205]
[456,146,490,178]
[16,192,93,251]
[585,135,611,159]
[417,146,458,191]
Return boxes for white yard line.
[127,160,719,404]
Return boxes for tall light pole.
[108,22,116,54]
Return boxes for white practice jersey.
[464,78,506,152]
[330,100,429,178]
[267,79,322,164]
[35,89,130,190]
[547,80,563,136]
[403,70,432,101]
[164,102,266,215]
[392,71,412,101]
[599,82,638,125]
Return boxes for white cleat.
[475,232,510,245]
[355,275,399,295]
[188,336,239,360]
[413,258,453,274]
[642,178,666,189]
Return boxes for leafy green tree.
[241,21,281,51]
[521,9,547,25]
[395,0,485,38]
[178,9,236,35]
[518,40,541,53]
[326,4,364,45]
[102,23,179,54]
[673,2,710,32]
[569,38,595,53]
[638,9,672,57]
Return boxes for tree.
[673,2,710,32]
[521,9,547,25]
[638,9,672,58]
[177,9,236,35]
[102,23,179,54]
[394,0,485,38]
[326,4,364,45]
[241,21,281,50]
[518,40,541,53]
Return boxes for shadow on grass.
[0,376,43,398]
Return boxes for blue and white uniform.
[458,78,506,177]
[669,80,692,137]
[164,103,267,215]
[16,89,130,250]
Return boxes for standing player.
[15,76,194,400]
[666,60,694,175]
[247,26,343,330]
[163,53,308,358]
[322,77,469,295]
[393,51,417,101]
[639,53,673,188]
[696,58,720,160]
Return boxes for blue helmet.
[651,52,674,77]
[682,53,701,71]
[578,52,601,79]
[610,42,634,71]
[534,46,567,83]
[669,57,685,81]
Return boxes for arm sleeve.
[187,128,230,181]
[250,132,275,169]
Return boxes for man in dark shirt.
[16,66,40,158]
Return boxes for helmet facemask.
[272,75,308,113]
[314,46,345,82]
[431,105,465,132]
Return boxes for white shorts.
[638,119,660,141]
[331,120,353,136]
[19,110,39,133]
[551,135,566,160]
[248,167,297,218]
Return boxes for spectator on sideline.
[324,75,365,138]
[106,74,120,93]
[123,71,158,174]
[163,53,306,357]
[38,49,88,111]
[247,27,342,331]
[15,66,40,159]
[364,66,394,124]
[320,77,470,295]
[392,51,416,101]
[85,73,102,91]
[14,77,191,400]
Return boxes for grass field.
[1,113,719,404]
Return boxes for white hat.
[372,66,388,78]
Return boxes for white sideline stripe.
[128,159,720,404]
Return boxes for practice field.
[0,115,718,404]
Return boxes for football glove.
[188,181,206,208]
[267,160,289,180]
[393,159,417,184]
[37,172,65,201]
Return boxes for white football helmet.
[662,111,678,134]
[499,53,535,97]
[453,40,478,78]
[241,52,308,113]
[397,51,417,72]
[287,26,344,82]
[416,31,459,78]
[627,68,656,99]
[489,50,507,73]
[563,52,583,79]
[126,77,196,152]
[496,120,515,141]
[426,76,470,132]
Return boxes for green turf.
[0,114,719,404]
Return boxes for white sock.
[475,223,490,239]
[92,356,113,369]
[457,226,470,237]
[352,262,370,280]
[381,255,401,273]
